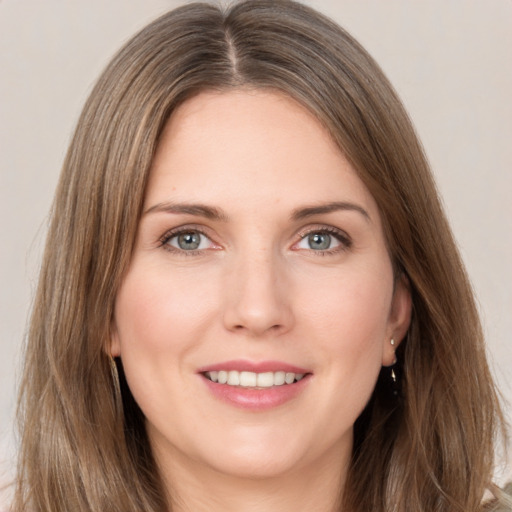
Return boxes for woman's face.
[112,90,410,481]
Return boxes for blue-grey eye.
[168,231,206,251]
[296,230,344,252]
[178,232,201,250]
[307,232,332,250]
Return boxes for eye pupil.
[308,232,331,250]
[177,232,201,250]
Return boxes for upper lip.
[197,359,311,374]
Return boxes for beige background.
[1,0,511,490]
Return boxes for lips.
[198,359,309,374]
[198,360,312,410]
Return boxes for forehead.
[146,89,378,220]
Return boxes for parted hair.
[14,1,509,511]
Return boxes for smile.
[199,361,312,410]
[204,370,306,387]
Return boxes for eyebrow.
[144,202,228,221]
[144,200,370,223]
[291,201,371,222]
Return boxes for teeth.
[274,371,286,385]
[205,370,306,387]
[256,372,274,388]
[227,371,240,385]
[240,371,257,387]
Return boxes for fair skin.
[112,90,411,512]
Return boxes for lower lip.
[200,374,311,411]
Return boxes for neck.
[155,441,350,512]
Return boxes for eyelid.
[158,224,220,254]
[293,224,352,253]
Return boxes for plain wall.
[1,0,511,491]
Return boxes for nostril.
[232,322,284,334]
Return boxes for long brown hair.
[14,1,509,510]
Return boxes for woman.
[12,1,510,511]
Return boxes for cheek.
[300,264,393,350]
[296,261,394,408]
[113,264,217,355]
[112,265,216,423]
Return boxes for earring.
[390,338,397,364]
[389,338,399,396]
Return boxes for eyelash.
[295,226,352,256]
[158,226,214,256]
[158,225,352,256]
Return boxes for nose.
[222,249,294,337]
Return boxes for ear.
[382,274,412,367]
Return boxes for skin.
[111,90,411,512]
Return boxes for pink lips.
[198,359,310,374]
[198,359,312,411]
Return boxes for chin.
[206,449,304,480]
[196,423,349,481]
